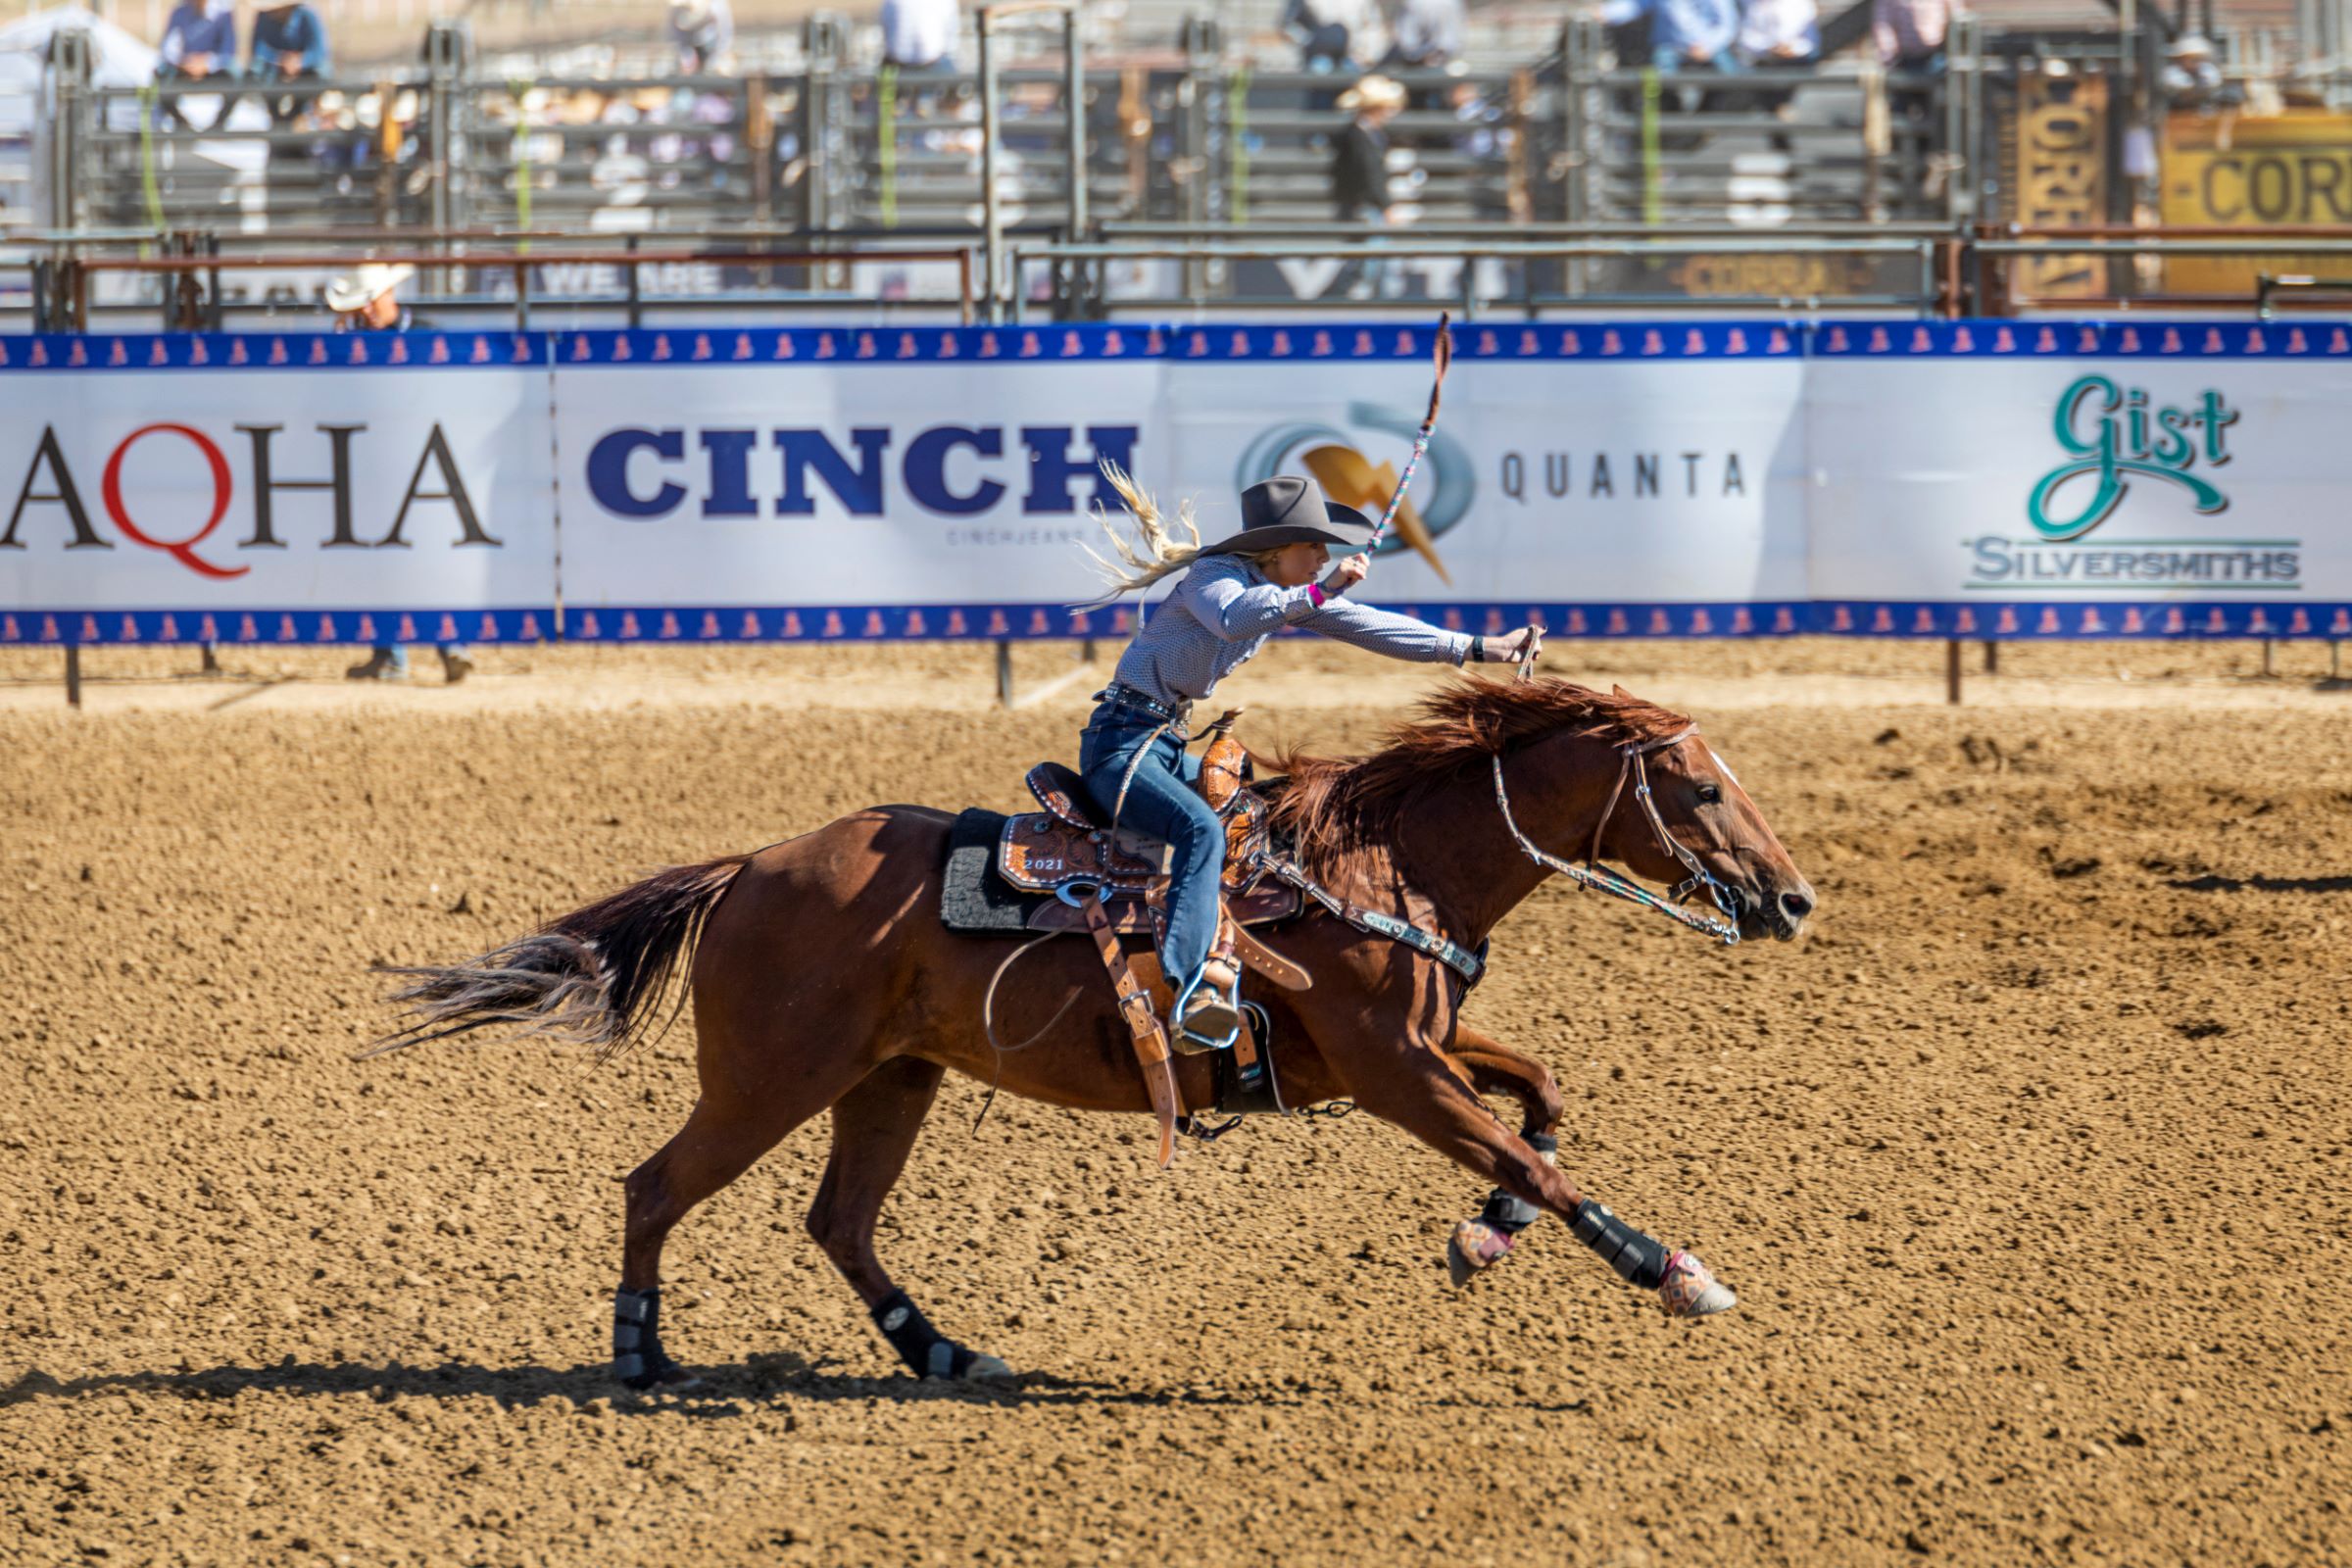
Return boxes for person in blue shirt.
[249,3,330,128]
[1603,0,1740,74]
[157,1,239,129]
[250,2,330,75]
[1079,470,1531,1049]
[159,1,238,79]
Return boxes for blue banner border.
[10,601,2348,645]
[6,318,2349,373]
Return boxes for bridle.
[1489,634,1744,946]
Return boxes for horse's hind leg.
[807,1055,1011,1382]
[614,1052,871,1391]
[1446,1026,1566,1287]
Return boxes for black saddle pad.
[940,808,1042,934]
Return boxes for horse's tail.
[360,854,752,1064]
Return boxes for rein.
[1490,731,1742,947]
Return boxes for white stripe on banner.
[3,320,2351,644]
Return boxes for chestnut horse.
[369,677,1815,1389]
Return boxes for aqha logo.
[1,421,497,579]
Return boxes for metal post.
[1063,7,1088,242]
[1944,639,1962,705]
[1983,640,1997,673]
[980,8,1004,320]
[996,639,1014,706]
[625,233,642,328]
[424,23,461,300]
[64,646,81,709]
[2262,638,2275,677]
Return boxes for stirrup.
[1170,964,1240,1054]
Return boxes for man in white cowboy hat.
[323,262,416,332]
[2162,33,2235,109]
[324,263,474,684]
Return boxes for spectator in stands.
[159,1,237,81]
[250,2,329,77]
[1383,0,1462,74]
[1602,0,1740,74]
[1285,0,1380,74]
[1872,0,1947,71]
[1735,0,1817,144]
[2162,34,2238,110]
[156,0,239,130]
[670,0,734,73]
[882,0,959,71]
[1332,74,1403,221]
[1738,0,1820,67]
[250,1,328,127]
[322,264,472,686]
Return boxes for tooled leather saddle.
[991,712,1307,1167]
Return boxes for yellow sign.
[2009,74,2110,301]
[2163,111,2352,294]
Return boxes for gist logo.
[2026,375,2237,540]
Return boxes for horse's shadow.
[1,1354,1595,1417]
[0,1353,1306,1417]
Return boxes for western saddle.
[991,711,1309,1165]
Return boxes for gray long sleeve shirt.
[1109,553,1473,708]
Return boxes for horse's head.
[1594,705,1815,944]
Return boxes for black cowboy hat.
[1200,474,1376,557]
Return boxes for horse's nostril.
[1778,890,1814,922]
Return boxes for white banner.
[10,320,2352,645]
[1808,348,2352,615]
[0,333,556,645]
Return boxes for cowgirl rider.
[1081,469,1538,1050]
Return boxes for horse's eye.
[1697,782,1722,805]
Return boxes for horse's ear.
[1611,684,1632,699]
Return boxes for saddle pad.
[939,808,1300,937]
[939,808,1035,933]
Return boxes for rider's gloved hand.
[1473,627,1541,663]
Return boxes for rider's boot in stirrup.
[1171,958,1241,1053]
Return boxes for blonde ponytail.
[1081,461,1206,597]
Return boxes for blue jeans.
[1078,700,1223,990]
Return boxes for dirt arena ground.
[3,637,2347,1568]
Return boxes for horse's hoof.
[620,1363,701,1392]
[615,1356,702,1393]
[1446,1217,1514,1289]
[1657,1250,1737,1318]
[959,1352,1015,1383]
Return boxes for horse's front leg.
[1348,1039,1736,1318]
[1443,1026,1566,1287]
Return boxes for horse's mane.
[1256,676,1692,875]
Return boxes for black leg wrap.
[612,1286,683,1390]
[1571,1200,1669,1290]
[871,1289,979,1380]
[1479,1133,1558,1235]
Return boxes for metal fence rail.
[26,15,1973,252]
